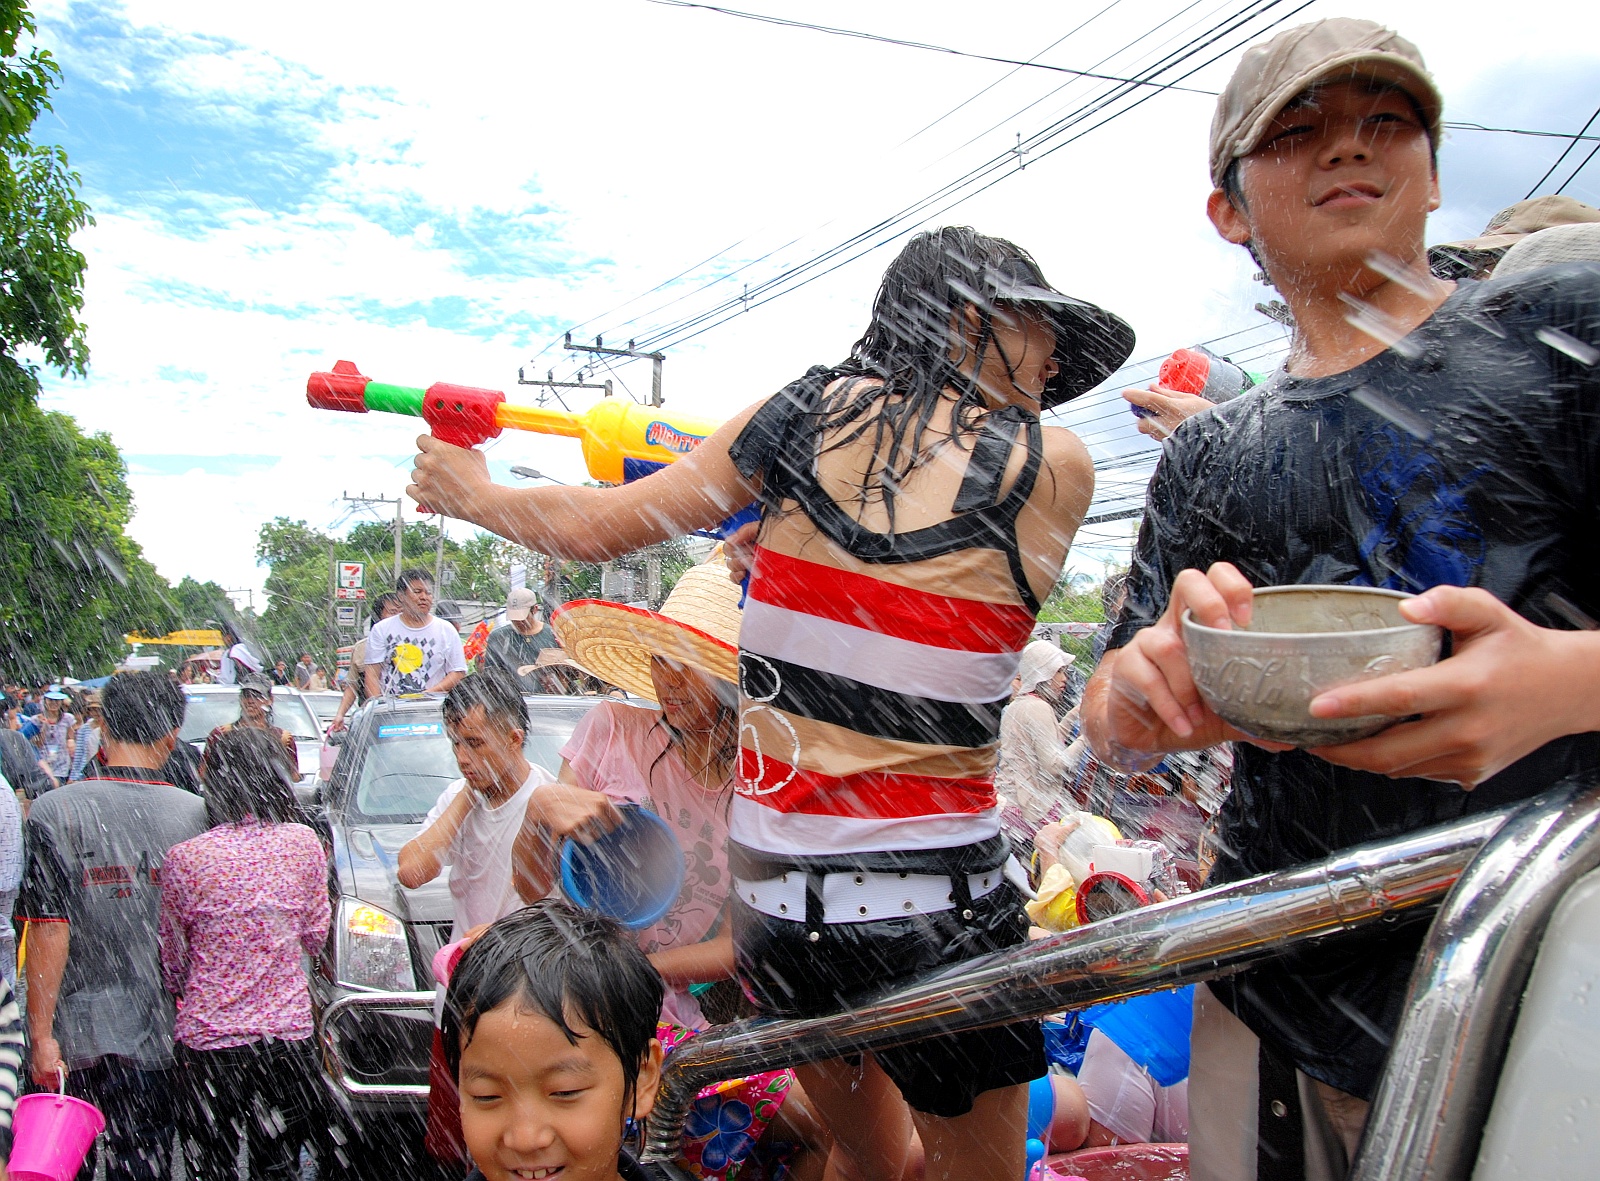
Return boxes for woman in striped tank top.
[409,227,1133,1181]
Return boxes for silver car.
[177,684,324,802]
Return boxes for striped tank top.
[727,370,1044,859]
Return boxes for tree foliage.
[0,1,154,680]
[0,0,89,417]
[251,514,704,665]
[0,410,175,678]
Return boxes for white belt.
[735,865,1012,925]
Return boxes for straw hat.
[551,560,741,704]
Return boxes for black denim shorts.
[730,840,1045,1118]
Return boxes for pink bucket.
[8,1072,106,1181]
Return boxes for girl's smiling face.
[458,999,661,1181]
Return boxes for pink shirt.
[159,822,331,1050]
[562,701,732,1029]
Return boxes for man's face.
[446,704,524,795]
[1210,80,1439,284]
[402,579,434,616]
[276,661,287,672]
[511,609,542,636]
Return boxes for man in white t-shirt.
[396,669,556,1169]
[363,569,467,698]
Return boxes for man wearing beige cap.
[1082,17,1600,1179]
[484,586,561,693]
[1429,193,1600,278]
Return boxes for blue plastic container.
[1079,985,1195,1087]
[560,804,685,930]
[1026,1075,1055,1141]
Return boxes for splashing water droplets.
[1351,386,1433,442]
[1339,294,1424,359]
[1534,326,1600,366]
[1365,250,1436,299]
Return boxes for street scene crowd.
[2,13,1600,1181]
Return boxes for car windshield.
[179,692,322,742]
[302,693,341,723]
[348,708,586,822]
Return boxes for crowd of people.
[0,14,1595,1181]
[398,16,1600,1181]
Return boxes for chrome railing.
[644,800,1524,1162]
[319,989,436,1098]
[1352,780,1600,1181]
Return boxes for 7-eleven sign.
[337,562,365,590]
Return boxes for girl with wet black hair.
[412,226,1133,1181]
[160,727,329,1179]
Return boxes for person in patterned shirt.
[159,727,330,1180]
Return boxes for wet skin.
[458,1001,660,1181]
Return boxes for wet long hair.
[442,899,663,1113]
[201,726,303,827]
[816,226,1051,530]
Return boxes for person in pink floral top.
[158,727,330,1181]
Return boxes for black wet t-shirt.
[1108,262,1600,1098]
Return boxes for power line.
[550,0,1227,367]
[1524,103,1600,199]
[541,8,1597,388]
[1556,138,1600,196]
[628,0,1309,352]
[575,0,1284,358]
[894,0,1130,150]
[1447,121,1600,144]
[643,0,1216,94]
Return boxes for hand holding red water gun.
[1122,346,1260,441]
[306,361,763,593]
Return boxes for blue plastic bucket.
[1080,985,1195,1087]
[560,804,685,929]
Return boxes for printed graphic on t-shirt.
[1355,425,1488,591]
[380,630,445,695]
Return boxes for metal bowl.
[1182,585,1442,748]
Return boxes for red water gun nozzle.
[307,360,370,413]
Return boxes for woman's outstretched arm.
[407,399,766,562]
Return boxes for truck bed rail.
[644,798,1533,1162]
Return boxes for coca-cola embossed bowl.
[1181,585,1442,748]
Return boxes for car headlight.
[337,899,417,992]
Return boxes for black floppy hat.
[952,258,1136,409]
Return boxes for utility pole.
[342,492,404,587]
[563,332,666,406]
[516,368,612,406]
[434,516,447,589]
[326,539,338,655]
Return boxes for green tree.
[255,518,336,668]
[0,410,175,678]
[0,0,131,679]
[1037,569,1123,664]
[0,0,89,416]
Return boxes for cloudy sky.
[27,0,1600,604]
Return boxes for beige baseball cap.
[1432,195,1600,254]
[504,586,540,621]
[1209,18,1443,188]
